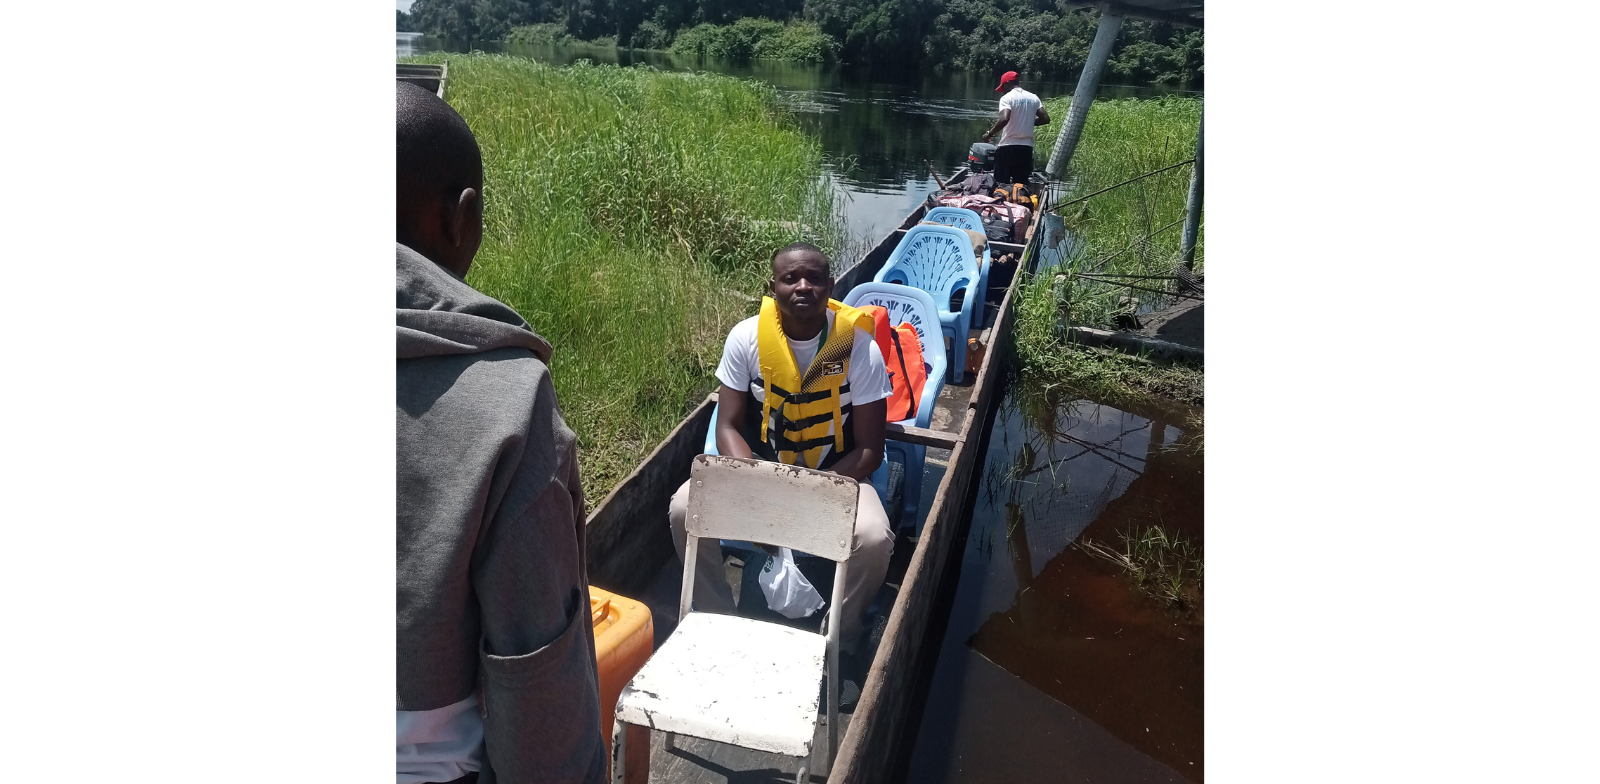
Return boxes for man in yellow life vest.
[667,242,894,656]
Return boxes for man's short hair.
[397,81,483,208]
[771,241,828,268]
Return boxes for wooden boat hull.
[584,170,1047,782]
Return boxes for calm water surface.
[398,33,1195,248]
[905,378,1204,783]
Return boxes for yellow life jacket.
[754,296,876,469]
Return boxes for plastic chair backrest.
[923,206,985,234]
[875,225,979,303]
[685,455,858,564]
[842,283,948,390]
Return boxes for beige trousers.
[667,475,893,651]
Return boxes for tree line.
[399,0,1202,86]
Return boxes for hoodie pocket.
[478,588,606,784]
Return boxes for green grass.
[1014,274,1204,409]
[401,53,848,498]
[1035,96,1203,280]
[1078,524,1203,614]
[1014,96,1203,406]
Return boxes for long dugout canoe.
[583,171,1047,782]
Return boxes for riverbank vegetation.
[400,53,848,497]
[401,0,1201,83]
[670,19,839,62]
[1013,95,1202,407]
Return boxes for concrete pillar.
[1044,8,1124,180]
[1180,108,1204,269]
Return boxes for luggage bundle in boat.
[923,184,1033,243]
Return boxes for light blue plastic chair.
[842,283,948,532]
[921,207,992,323]
[872,224,979,383]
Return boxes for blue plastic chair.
[921,207,992,321]
[872,224,980,383]
[843,283,948,532]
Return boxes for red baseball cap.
[995,71,1019,91]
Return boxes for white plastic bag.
[757,547,826,619]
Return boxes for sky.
[396,0,413,12]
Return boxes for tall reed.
[401,53,848,496]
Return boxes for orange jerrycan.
[590,586,653,784]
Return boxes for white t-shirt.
[997,87,1042,147]
[396,694,483,784]
[715,311,891,410]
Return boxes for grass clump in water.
[1014,273,1203,408]
[1078,524,1203,614]
[401,53,848,498]
[1014,96,1203,405]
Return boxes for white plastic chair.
[872,224,980,383]
[611,455,860,784]
[842,282,947,531]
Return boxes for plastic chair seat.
[614,612,825,757]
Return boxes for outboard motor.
[968,142,996,173]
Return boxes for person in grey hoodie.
[395,81,605,784]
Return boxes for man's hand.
[983,109,1010,146]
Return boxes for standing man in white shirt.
[981,70,1050,184]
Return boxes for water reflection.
[907,379,1204,783]
[398,36,1196,247]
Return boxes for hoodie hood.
[397,243,552,362]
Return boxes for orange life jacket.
[863,306,929,422]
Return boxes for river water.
[907,378,1205,783]
[397,33,1195,249]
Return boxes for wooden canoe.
[396,61,448,99]
[585,170,1049,783]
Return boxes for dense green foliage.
[399,53,847,496]
[506,23,573,45]
[1014,95,1203,405]
[401,0,1201,82]
[671,19,839,62]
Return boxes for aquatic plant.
[1013,293,1204,408]
[1031,96,1202,326]
[1013,96,1202,405]
[400,53,848,496]
[1077,524,1203,613]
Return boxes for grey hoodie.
[397,243,605,784]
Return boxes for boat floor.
[626,308,997,784]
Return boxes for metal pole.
[1179,107,1204,269]
[1044,7,1124,180]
